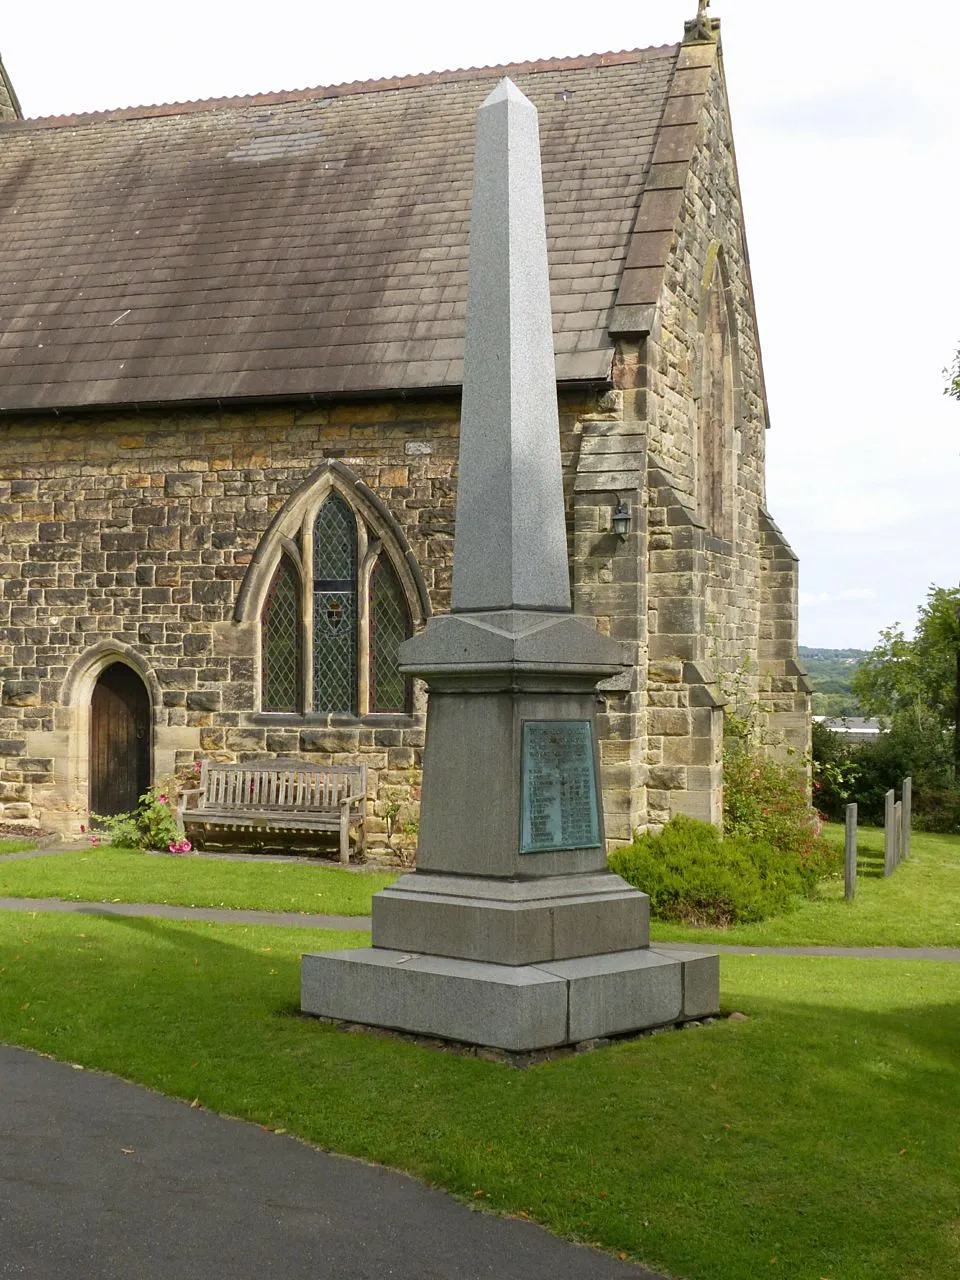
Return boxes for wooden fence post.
[901,776,912,859]
[884,789,896,876]
[844,802,857,901]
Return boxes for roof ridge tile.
[6,44,679,130]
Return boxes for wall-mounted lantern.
[611,498,632,540]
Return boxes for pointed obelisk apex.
[451,78,571,613]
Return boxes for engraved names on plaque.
[520,719,601,853]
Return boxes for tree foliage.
[947,346,960,400]
[845,585,960,795]
[853,585,959,741]
[811,587,960,826]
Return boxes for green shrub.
[609,814,825,927]
[810,718,861,820]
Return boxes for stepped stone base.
[301,945,719,1052]
[372,871,650,965]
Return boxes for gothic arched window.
[261,554,303,713]
[312,494,359,714]
[260,491,413,716]
[370,556,410,713]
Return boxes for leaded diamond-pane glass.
[313,495,357,713]
[371,556,410,713]
[262,556,301,712]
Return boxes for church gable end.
[598,20,804,829]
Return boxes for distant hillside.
[799,647,868,662]
[798,646,868,717]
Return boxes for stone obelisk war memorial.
[301,79,720,1052]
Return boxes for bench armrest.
[177,789,201,815]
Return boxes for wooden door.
[90,663,150,816]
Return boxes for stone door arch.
[52,641,164,832]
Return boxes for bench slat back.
[198,759,366,814]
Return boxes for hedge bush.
[908,786,960,835]
[609,813,829,927]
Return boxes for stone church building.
[0,13,810,846]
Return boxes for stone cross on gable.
[684,1,718,44]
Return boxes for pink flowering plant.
[88,763,202,853]
[722,742,839,892]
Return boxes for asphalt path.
[0,896,366,932]
[0,1044,664,1280]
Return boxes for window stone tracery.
[257,481,414,717]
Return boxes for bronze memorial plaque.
[520,719,601,853]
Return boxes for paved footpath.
[0,1043,661,1280]
[0,895,366,932]
[1,894,958,960]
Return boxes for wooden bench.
[177,759,367,864]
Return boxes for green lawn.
[0,911,957,1280]
[651,826,960,949]
[0,846,396,916]
[4,828,958,950]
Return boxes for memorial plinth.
[301,79,719,1050]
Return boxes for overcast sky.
[3,0,957,650]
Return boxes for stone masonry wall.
[0,388,619,842]
[0,63,19,122]
[758,509,813,761]
[643,458,725,826]
[571,387,648,846]
[0,399,455,836]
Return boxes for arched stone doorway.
[89,662,151,816]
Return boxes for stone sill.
[247,712,419,729]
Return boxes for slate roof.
[0,44,713,413]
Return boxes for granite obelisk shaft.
[300,78,720,1050]
[452,79,570,614]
